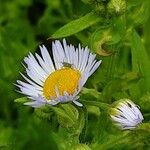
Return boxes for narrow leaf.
[52,12,101,38]
[14,97,29,104]
[131,30,150,91]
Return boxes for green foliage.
[130,30,150,91]
[52,12,101,38]
[0,0,150,149]
[14,97,29,104]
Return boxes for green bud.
[107,0,126,15]
[94,3,106,15]
[137,123,150,132]
[139,93,150,112]
[54,104,79,128]
[34,106,53,120]
[109,99,144,130]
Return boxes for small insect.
[62,61,74,68]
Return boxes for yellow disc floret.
[43,67,81,100]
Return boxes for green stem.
[79,107,88,143]
[81,100,110,110]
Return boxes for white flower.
[110,99,144,130]
[16,39,101,107]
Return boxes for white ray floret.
[110,99,144,130]
[16,39,102,107]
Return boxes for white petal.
[111,116,129,124]
[40,45,55,71]
[25,53,47,80]
[73,100,83,107]
[17,80,42,91]
[63,39,71,63]
[26,68,43,86]
[20,73,42,89]
[80,47,90,73]
[35,53,52,74]
[47,100,59,105]
[88,60,102,76]
[52,41,64,69]
[111,99,144,129]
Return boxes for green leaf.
[14,97,29,104]
[80,87,102,101]
[137,123,150,132]
[52,12,101,38]
[128,0,150,26]
[79,108,87,143]
[90,28,113,56]
[34,108,53,120]
[131,30,150,91]
[139,93,150,112]
[70,144,91,150]
[90,15,126,56]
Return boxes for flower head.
[16,39,101,107]
[110,99,144,130]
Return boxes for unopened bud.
[107,0,126,15]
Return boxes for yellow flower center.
[43,67,81,100]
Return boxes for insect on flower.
[62,62,74,68]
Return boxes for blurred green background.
[0,0,150,149]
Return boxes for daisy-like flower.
[110,99,144,130]
[16,39,101,107]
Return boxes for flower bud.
[107,0,126,15]
[110,99,144,130]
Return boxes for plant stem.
[81,100,110,110]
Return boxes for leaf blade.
[52,12,101,38]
